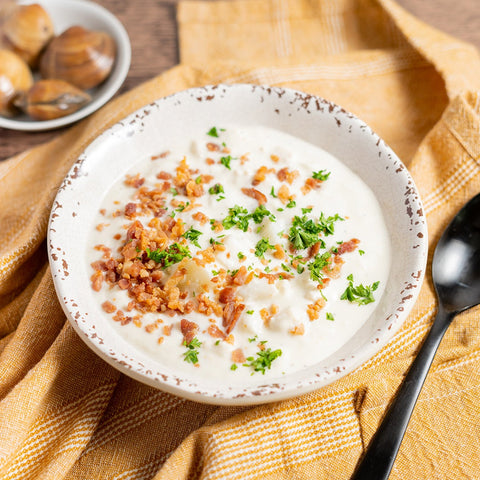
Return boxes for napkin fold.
[1,0,480,478]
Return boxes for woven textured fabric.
[1,0,480,478]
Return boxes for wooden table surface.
[1,0,478,161]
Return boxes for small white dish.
[0,0,131,132]
[48,84,428,405]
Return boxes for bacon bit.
[273,244,285,260]
[201,174,214,184]
[317,277,331,290]
[145,323,158,333]
[192,211,209,225]
[206,142,220,152]
[206,157,215,165]
[241,187,267,205]
[208,324,226,339]
[307,242,322,260]
[99,208,106,216]
[231,348,246,363]
[289,324,305,335]
[133,317,142,328]
[180,318,198,344]
[157,337,164,344]
[222,146,231,154]
[186,179,204,197]
[197,293,223,317]
[151,151,170,160]
[260,308,272,326]
[156,171,172,180]
[252,166,270,186]
[101,301,116,313]
[240,154,249,164]
[96,223,109,232]
[258,342,266,351]
[336,238,360,255]
[223,302,245,334]
[301,177,323,195]
[162,325,172,336]
[118,278,130,290]
[113,310,126,323]
[307,297,326,321]
[125,173,145,188]
[324,255,344,279]
[225,334,235,345]
[232,266,251,285]
[219,286,237,303]
[91,271,103,291]
[258,271,294,284]
[113,233,122,240]
[210,220,224,233]
[171,218,185,238]
[174,157,191,189]
[277,167,299,184]
[278,184,294,205]
[270,154,279,163]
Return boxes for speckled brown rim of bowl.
[48,84,428,405]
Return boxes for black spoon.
[352,192,480,479]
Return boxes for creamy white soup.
[89,125,391,384]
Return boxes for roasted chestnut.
[1,3,54,67]
[0,49,33,116]
[40,25,116,90]
[16,79,91,120]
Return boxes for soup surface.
[89,125,391,384]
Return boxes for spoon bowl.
[352,192,480,479]
[433,194,480,313]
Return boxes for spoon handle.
[351,308,452,479]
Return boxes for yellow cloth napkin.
[1,0,480,478]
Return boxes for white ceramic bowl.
[0,0,131,132]
[48,84,428,405]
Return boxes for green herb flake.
[182,227,203,248]
[246,310,254,315]
[220,155,232,169]
[183,337,202,364]
[243,347,282,375]
[146,243,191,269]
[308,251,332,283]
[340,274,380,306]
[312,169,331,181]
[207,127,219,137]
[222,205,250,231]
[286,199,296,209]
[302,207,313,214]
[237,252,245,260]
[251,205,276,224]
[230,363,238,371]
[326,312,335,321]
[255,238,275,258]
[170,187,178,196]
[288,215,323,250]
[215,340,221,345]
[270,186,277,198]
[195,176,202,184]
[248,335,258,343]
[359,250,365,256]
[208,183,224,195]
[317,212,344,236]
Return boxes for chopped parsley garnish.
[222,205,250,231]
[302,207,312,214]
[237,252,245,259]
[222,205,275,232]
[207,126,219,137]
[248,335,258,343]
[246,310,254,315]
[270,186,277,198]
[359,250,365,256]
[183,337,202,364]
[341,274,380,305]
[281,263,291,272]
[215,340,221,345]
[195,176,202,184]
[170,187,178,196]
[317,212,344,236]
[308,251,331,283]
[230,363,238,371]
[326,312,335,321]
[208,183,224,195]
[146,243,191,269]
[182,227,203,248]
[209,237,222,245]
[288,215,324,250]
[175,202,190,212]
[286,199,296,208]
[220,155,232,169]
[255,238,275,258]
[312,169,331,181]
[251,205,276,224]
[243,347,282,375]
